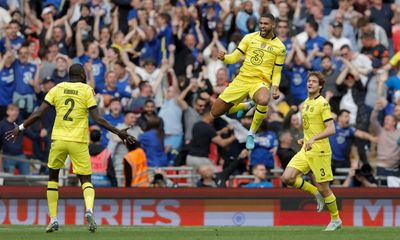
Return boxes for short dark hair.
[340,44,351,51]
[338,109,350,117]
[69,64,86,83]
[307,20,319,32]
[90,129,101,142]
[321,55,331,62]
[261,13,275,22]
[323,41,333,48]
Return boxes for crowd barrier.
[0,187,399,226]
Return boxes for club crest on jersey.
[310,107,314,112]
[260,43,266,48]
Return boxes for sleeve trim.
[88,105,97,110]
[43,100,53,106]
[275,63,283,66]
[236,48,245,54]
[323,118,333,123]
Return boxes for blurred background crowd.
[0,0,399,188]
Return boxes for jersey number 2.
[63,98,75,121]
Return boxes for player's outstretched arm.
[5,102,51,141]
[219,49,243,64]
[89,107,136,145]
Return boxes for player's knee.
[281,174,295,186]
[255,97,269,106]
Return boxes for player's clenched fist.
[217,51,225,61]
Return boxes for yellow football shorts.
[219,77,270,105]
[287,148,333,183]
[48,140,92,175]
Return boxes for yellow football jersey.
[389,51,400,67]
[236,32,286,84]
[301,95,333,154]
[44,82,97,143]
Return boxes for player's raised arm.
[5,101,51,141]
[89,107,136,145]
[219,34,249,64]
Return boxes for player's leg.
[46,140,67,233]
[246,85,270,149]
[211,79,248,118]
[210,98,234,118]
[311,154,341,231]
[281,150,324,210]
[228,101,255,118]
[315,181,342,231]
[46,168,60,233]
[78,174,97,233]
[69,142,96,233]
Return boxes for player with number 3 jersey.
[210,13,286,150]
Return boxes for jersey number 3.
[250,50,264,65]
[63,98,75,121]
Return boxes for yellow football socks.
[82,182,95,211]
[325,194,339,221]
[249,105,268,134]
[293,176,318,196]
[46,181,59,218]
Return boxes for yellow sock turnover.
[293,176,319,196]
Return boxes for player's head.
[307,71,326,95]
[259,13,276,38]
[69,63,86,83]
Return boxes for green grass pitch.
[1,225,399,240]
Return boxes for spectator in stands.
[321,55,345,114]
[12,44,39,118]
[243,164,273,188]
[186,108,236,172]
[250,120,278,171]
[330,109,377,173]
[158,69,184,163]
[138,115,168,167]
[236,1,259,35]
[197,149,247,187]
[304,20,326,54]
[339,44,372,86]
[202,32,226,87]
[370,99,400,178]
[282,106,303,152]
[342,163,378,187]
[0,20,24,54]
[0,104,38,174]
[124,140,148,187]
[137,99,160,131]
[0,51,15,120]
[283,38,310,106]
[329,21,351,52]
[149,168,176,188]
[277,130,296,170]
[50,54,70,84]
[100,98,124,147]
[89,129,117,187]
[360,31,389,69]
[128,81,152,113]
[108,110,142,186]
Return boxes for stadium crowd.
[0,0,399,188]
